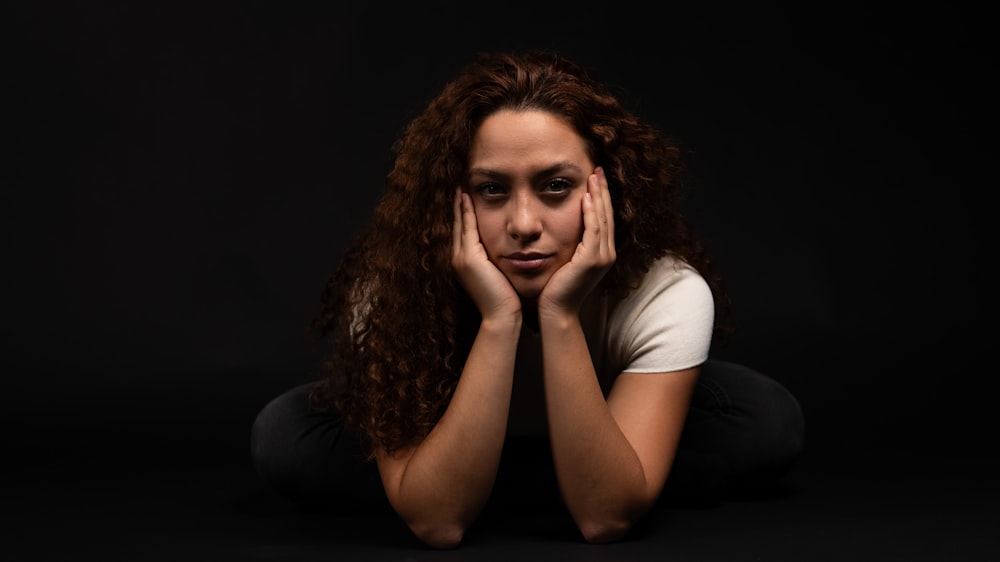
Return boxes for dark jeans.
[249,359,805,513]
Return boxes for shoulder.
[601,254,715,374]
[624,254,713,309]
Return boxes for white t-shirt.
[507,254,715,435]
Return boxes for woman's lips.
[504,254,550,271]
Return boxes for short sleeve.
[606,256,715,374]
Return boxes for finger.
[452,188,464,258]
[584,172,607,247]
[578,169,613,265]
[595,167,615,256]
[580,186,602,255]
[461,192,480,242]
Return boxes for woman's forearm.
[381,314,521,547]
[539,312,650,543]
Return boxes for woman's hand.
[538,167,616,317]
[452,188,522,320]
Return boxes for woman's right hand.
[452,188,521,320]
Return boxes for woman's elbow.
[407,520,467,550]
[574,496,653,544]
[577,516,635,544]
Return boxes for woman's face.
[466,109,592,298]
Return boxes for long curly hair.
[310,49,730,459]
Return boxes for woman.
[251,49,804,549]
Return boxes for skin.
[376,110,700,548]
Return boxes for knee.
[700,360,806,484]
[732,365,806,488]
[249,395,287,482]
[249,383,314,486]
[753,372,805,469]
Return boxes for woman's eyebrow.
[534,162,584,180]
[467,161,585,181]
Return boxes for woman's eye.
[475,184,506,197]
[544,178,573,193]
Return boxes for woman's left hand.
[538,166,616,317]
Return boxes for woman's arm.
[539,312,699,543]
[375,189,522,549]
[376,314,520,549]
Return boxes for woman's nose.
[507,192,542,241]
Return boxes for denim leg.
[249,382,391,513]
[663,359,806,501]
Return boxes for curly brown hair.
[310,49,730,459]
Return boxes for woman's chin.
[510,280,545,300]
[515,289,541,300]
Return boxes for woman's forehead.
[469,110,589,170]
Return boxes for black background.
[3,1,994,485]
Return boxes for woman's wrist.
[479,308,523,334]
[536,304,580,331]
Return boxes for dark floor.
[8,414,999,562]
